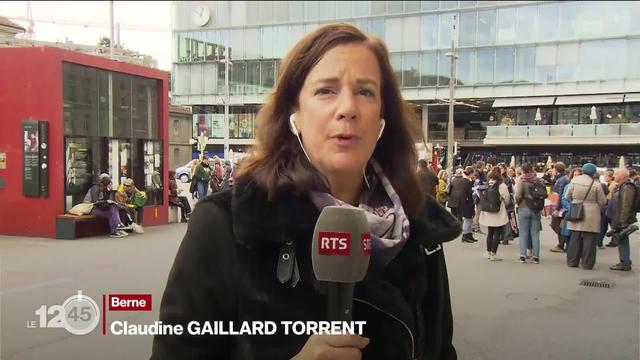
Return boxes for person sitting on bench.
[84,173,128,238]
[115,178,145,233]
[168,170,192,222]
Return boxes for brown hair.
[236,23,423,215]
[488,167,503,184]
[570,168,583,179]
[521,162,534,174]
[554,161,566,173]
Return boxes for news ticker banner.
[27,291,366,336]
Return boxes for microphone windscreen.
[311,206,371,283]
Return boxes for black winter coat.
[448,177,474,219]
[447,177,465,210]
[151,180,461,360]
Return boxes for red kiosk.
[0,46,169,238]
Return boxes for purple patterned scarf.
[310,159,411,265]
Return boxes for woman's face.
[295,43,383,181]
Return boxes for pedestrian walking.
[608,168,639,271]
[436,170,449,207]
[460,166,478,243]
[515,163,546,264]
[472,161,486,233]
[447,168,465,219]
[480,167,511,261]
[550,162,570,252]
[193,156,212,199]
[565,163,607,270]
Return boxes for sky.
[0,1,172,70]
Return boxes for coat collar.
[223,180,461,250]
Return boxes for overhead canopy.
[492,96,555,108]
[624,93,640,102]
[555,93,624,106]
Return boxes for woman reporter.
[152,24,461,360]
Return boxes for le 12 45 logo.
[28,291,101,335]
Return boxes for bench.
[56,214,110,240]
[168,205,182,223]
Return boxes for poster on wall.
[228,114,238,138]
[22,120,40,197]
[194,114,208,136]
[239,114,254,139]
[210,114,225,138]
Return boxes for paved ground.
[446,219,639,360]
[1,212,638,359]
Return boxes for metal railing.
[427,131,448,140]
[465,130,487,140]
[486,123,640,138]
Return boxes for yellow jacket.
[115,184,138,208]
[436,179,448,204]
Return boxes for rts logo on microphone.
[318,232,372,256]
[318,232,351,255]
[361,233,371,256]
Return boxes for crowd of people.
[188,156,234,199]
[165,155,237,223]
[418,160,639,271]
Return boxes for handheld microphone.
[312,206,371,321]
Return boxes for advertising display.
[22,120,48,197]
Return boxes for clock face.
[192,5,211,27]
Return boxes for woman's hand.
[292,334,369,360]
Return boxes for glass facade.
[495,104,639,127]
[173,1,640,95]
[192,105,259,140]
[63,63,163,210]
[172,0,640,157]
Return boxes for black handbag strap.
[581,178,595,202]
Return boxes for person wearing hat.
[83,173,128,238]
[115,178,145,233]
[564,163,607,270]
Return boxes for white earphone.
[289,113,299,136]
[377,118,385,140]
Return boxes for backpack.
[479,183,502,213]
[525,178,548,212]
